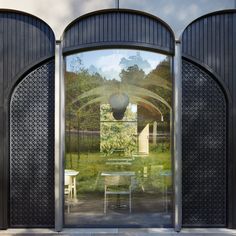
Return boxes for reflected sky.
[66,49,167,81]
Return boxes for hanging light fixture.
[109,92,129,120]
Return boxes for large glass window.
[64,49,173,227]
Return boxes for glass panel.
[64,49,173,227]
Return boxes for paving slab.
[0,228,236,236]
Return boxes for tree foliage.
[65,53,172,154]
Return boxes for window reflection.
[64,49,172,227]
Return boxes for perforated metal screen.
[182,60,227,226]
[10,61,55,227]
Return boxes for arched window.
[64,49,173,227]
[62,9,175,228]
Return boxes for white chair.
[104,175,132,214]
[64,175,72,213]
[64,175,72,198]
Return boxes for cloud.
[96,54,125,72]
[119,52,151,72]
[86,50,167,79]
[94,53,125,80]
[94,51,156,80]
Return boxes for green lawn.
[65,148,172,194]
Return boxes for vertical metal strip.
[55,41,63,232]
[115,0,119,9]
[174,40,182,232]
[60,42,65,229]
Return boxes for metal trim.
[61,45,66,229]
[6,56,55,101]
[62,43,174,57]
[62,49,175,228]
[182,55,232,107]
[174,40,182,232]
[55,41,63,232]
[115,0,119,9]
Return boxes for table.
[160,170,172,212]
[101,171,135,177]
[65,169,79,199]
[105,157,134,166]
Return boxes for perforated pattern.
[182,60,227,226]
[10,61,55,227]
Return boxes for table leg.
[70,176,72,198]
[73,176,77,198]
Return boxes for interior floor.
[64,193,172,227]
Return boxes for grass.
[65,147,172,194]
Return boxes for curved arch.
[0,8,56,35]
[62,9,175,56]
[182,55,232,108]
[0,9,55,93]
[181,9,236,227]
[78,95,164,117]
[72,83,171,111]
[6,56,54,105]
[179,9,236,40]
[63,9,174,228]
[0,10,56,229]
[181,9,236,104]
[63,8,175,38]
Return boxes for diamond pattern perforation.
[10,61,55,227]
[182,60,227,226]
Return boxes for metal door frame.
[54,39,182,231]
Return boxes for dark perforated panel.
[0,11,55,228]
[182,59,227,226]
[10,61,55,227]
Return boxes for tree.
[120,64,145,85]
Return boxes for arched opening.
[62,9,175,228]
[64,48,173,227]
[0,10,55,229]
[181,10,235,227]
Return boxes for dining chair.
[104,175,132,214]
